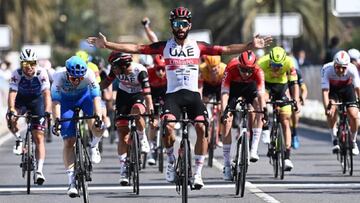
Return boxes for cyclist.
[6,48,51,185]
[257,46,300,171]
[321,50,360,155]
[51,56,104,197]
[87,6,272,188]
[348,48,360,70]
[290,68,308,149]
[221,50,266,180]
[146,55,167,165]
[199,55,226,148]
[100,51,154,186]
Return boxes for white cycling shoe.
[284,159,294,171]
[67,183,78,198]
[165,162,175,183]
[141,138,150,153]
[13,140,23,155]
[352,143,359,155]
[35,171,46,185]
[192,174,204,190]
[90,146,101,164]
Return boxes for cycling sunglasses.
[239,67,254,74]
[270,62,283,68]
[335,64,347,70]
[172,20,190,29]
[68,75,84,82]
[21,61,37,66]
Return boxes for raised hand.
[87,32,107,48]
[252,34,273,49]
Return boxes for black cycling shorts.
[203,82,221,102]
[115,89,145,117]
[228,81,258,105]
[329,84,356,103]
[15,95,46,130]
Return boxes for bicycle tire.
[77,137,89,203]
[270,126,279,178]
[234,136,241,195]
[346,125,353,176]
[277,126,285,180]
[131,130,140,195]
[208,119,216,167]
[26,130,31,194]
[239,132,249,197]
[158,140,164,173]
[181,140,189,203]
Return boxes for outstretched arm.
[142,17,159,43]
[221,34,272,55]
[87,32,142,53]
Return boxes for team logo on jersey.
[169,47,195,57]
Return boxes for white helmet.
[333,50,350,66]
[20,48,37,62]
[348,48,360,61]
[139,54,153,67]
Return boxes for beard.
[172,29,189,40]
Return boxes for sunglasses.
[239,67,254,74]
[21,61,37,66]
[270,62,283,68]
[335,64,347,70]
[172,21,190,29]
[68,75,84,82]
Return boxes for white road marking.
[175,136,281,203]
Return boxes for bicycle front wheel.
[181,140,189,203]
[131,131,140,194]
[238,131,248,197]
[277,126,285,180]
[25,130,32,194]
[158,139,164,173]
[77,139,89,203]
[208,119,216,167]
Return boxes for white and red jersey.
[139,38,224,93]
[221,58,265,94]
[321,62,360,89]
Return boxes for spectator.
[324,36,340,63]
[296,50,311,67]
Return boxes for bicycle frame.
[205,99,220,168]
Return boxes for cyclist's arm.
[300,83,308,103]
[220,35,272,55]
[138,70,154,112]
[221,93,229,113]
[7,90,17,112]
[52,101,61,120]
[322,88,330,111]
[93,96,102,117]
[42,89,52,113]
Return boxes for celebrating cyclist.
[51,56,104,197]
[257,46,300,171]
[321,50,360,155]
[100,51,153,186]
[221,50,266,180]
[6,48,51,185]
[87,6,272,189]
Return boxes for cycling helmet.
[76,50,89,62]
[269,46,286,64]
[20,48,37,62]
[348,48,360,61]
[108,51,132,67]
[65,56,87,77]
[169,7,192,22]
[333,50,350,66]
[139,54,154,67]
[238,51,257,68]
[204,55,221,67]
[154,55,166,70]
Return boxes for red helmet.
[154,55,166,70]
[169,7,192,22]
[238,50,257,68]
[108,51,132,66]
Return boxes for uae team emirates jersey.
[139,38,224,93]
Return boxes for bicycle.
[56,108,101,203]
[330,101,358,176]
[223,98,266,197]
[9,113,50,194]
[204,99,220,167]
[116,113,153,195]
[266,98,297,180]
[152,102,165,173]
[162,107,208,203]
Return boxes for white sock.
[118,153,127,168]
[90,136,101,148]
[352,131,358,143]
[194,155,205,176]
[329,128,337,141]
[166,147,175,164]
[37,159,44,172]
[223,144,231,167]
[251,128,261,153]
[14,132,21,140]
[66,168,75,185]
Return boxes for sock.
[14,132,21,140]
[66,168,75,185]
[329,128,337,141]
[292,127,297,137]
[137,130,145,140]
[352,131,358,143]
[150,140,156,150]
[251,128,261,153]
[118,153,127,173]
[90,136,101,148]
[37,159,44,172]
[223,144,231,167]
[166,147,175,164]
[285,148,291,159]
[194,155,205,176]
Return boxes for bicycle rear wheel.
[238,132,248,197]
[131,131,140,194]
[208,120,216,167]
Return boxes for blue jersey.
[51,68,101,102]
[9,66,50,100]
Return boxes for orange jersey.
[199,62,226,86]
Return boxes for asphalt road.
[1,123,360,203]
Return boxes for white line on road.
[175,136,281,203]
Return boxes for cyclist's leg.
[342,86,359,154]
[131,98,149,153]
[327,87,341,150]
